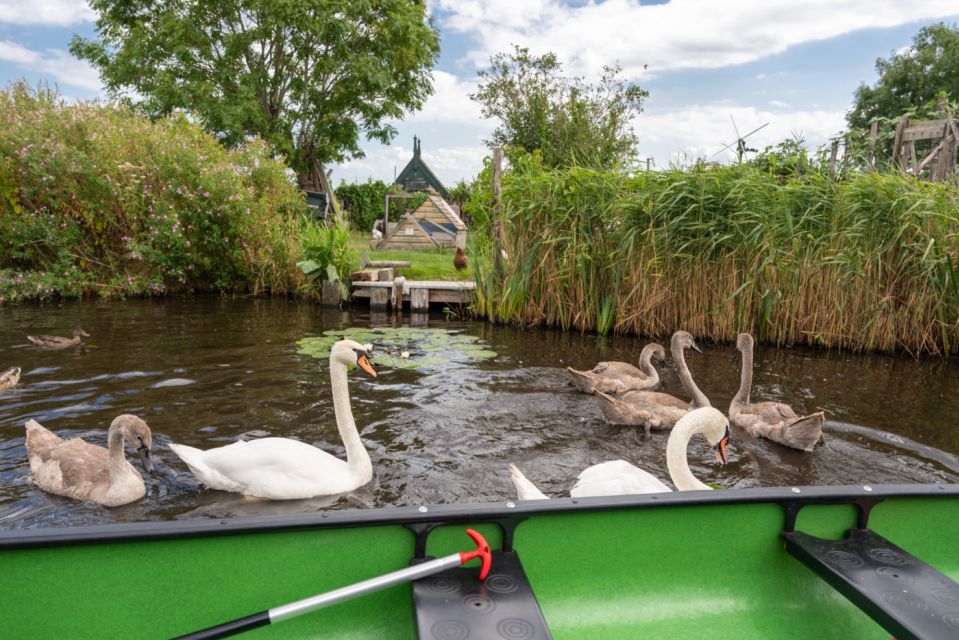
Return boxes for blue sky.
[2,1,958,187]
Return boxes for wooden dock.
[351,277,475,310]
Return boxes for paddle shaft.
[175,553,464,640]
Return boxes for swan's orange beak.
[357,354,377,378]
[714,426,730,465]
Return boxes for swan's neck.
[106,426,131,482]
[638,348,658,381]
[666,419,712,491]
[732,343,753,409]
[330,360,371,478]
[672,340,709,408]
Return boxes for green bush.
[335,179,426,231]
[0,82,306,302]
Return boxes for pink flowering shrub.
[0,82,306,301]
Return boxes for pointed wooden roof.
[411,194,467,232]
[394,137,449,199]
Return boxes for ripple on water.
[151,378,197,388]
[0,296,957,528]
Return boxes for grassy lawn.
[349,232,466,281]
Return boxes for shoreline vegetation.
[4,85,959,357]
[0,83,310,303]
[468,153,959,356]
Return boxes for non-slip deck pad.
[783,527,959,640]
[413,550,552,640]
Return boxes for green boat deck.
[2,485,958,639]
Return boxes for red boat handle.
[458,528,492,580]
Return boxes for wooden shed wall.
[378,218,436,249]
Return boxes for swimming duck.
[25,415,154,507]
[27,328,90,349]
[0,366,20,390]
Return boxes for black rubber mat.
[783,527,959,640]
[412,550,552,640]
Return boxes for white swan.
[25,415,154,507]
[169,339,377,500]
[509,406,730,499]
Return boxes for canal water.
[0,296,957,529]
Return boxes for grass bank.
[0,82,308,303]
[350,232,463,280]
[467,154,959,355]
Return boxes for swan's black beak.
[136,445,154,474]
[357,353,377,378]
[714,426,730,465]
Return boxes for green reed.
[470,155,959,355]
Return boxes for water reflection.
[0,296,957,528]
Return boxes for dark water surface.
[0,296,957,529]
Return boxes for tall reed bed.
[469,155,959,355]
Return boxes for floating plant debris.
[296,328,497,370]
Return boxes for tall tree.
[471,46,648,169]
[72,0,440,196]
[847,22,959,130]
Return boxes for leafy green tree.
[847,23,959,130]
[71,0,440,193]
[471,46,648,169]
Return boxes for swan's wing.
[192,438,347,499]
[620,391,690,409]
[571,460,671,496]
[48,439,111,489]
[749,401,798,422]
[590,362,610,374]
[592,362,644,378]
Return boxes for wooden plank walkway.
[351,278,475,309]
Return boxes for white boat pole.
[175,528,492,640]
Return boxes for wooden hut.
[378,195,468,250]
[377,214,438,249]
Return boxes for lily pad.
[296,327,497,370]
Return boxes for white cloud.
[637,103,847,164]
[0,40,102,91]
[768,100,791,109]
[0,0,94,25]
[411,71,486,124]
[436,0,959,79]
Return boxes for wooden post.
[828,140,839,178]
[841,136,850,174]
[411,288,430,311]
[892,117,908,170]
[796,152,804,177]
[867,121,879,170]
[492,148,503,279]
[370,288,389,309]
[321,281,341,307]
